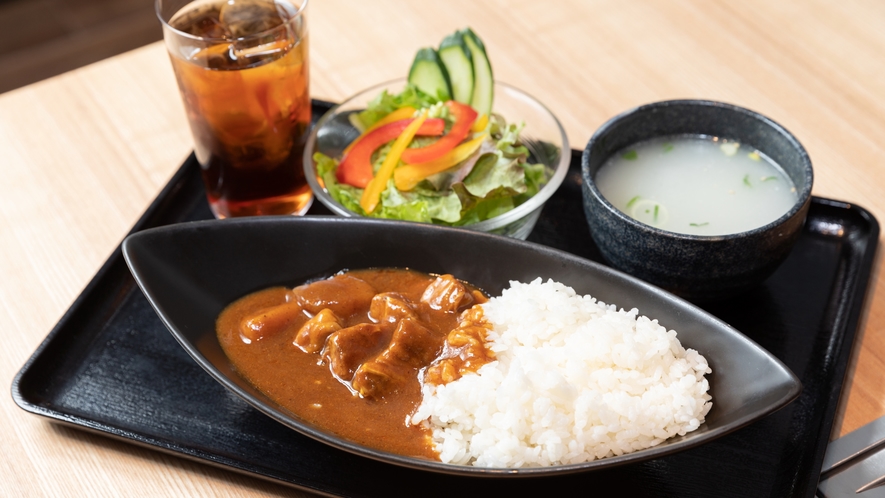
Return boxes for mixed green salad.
[313,28,549,226]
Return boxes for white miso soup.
[595,136,798,236]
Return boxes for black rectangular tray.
[13,101,879,497]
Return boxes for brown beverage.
[165,0,311,218]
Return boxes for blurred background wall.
[0,0,161,93]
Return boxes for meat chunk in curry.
[324,323,386,381]
[239,299,303,342]
[291,273,377,317]
[369,292,419,325]
[293,308,342,353]
[352,318,442,398]
[421,274,474,312]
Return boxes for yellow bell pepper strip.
[394,133,489,191]
[471,113,489,133]
[360,110,429,213]
[400,101,478,165]
[336,117,444,188]
[342,106,417,156]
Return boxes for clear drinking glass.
[157,0,312,218]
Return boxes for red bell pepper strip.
[336,118,445,188]
[400,101,478,165]
[342,106,417,156]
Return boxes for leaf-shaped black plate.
[122,216,801,477]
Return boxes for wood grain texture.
[1,0,883,495]
[0,0,162,93]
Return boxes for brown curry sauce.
[216,268,491,459]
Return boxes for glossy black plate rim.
[122,215,802,477]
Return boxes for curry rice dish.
[216,269,712,467]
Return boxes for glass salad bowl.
[304,78,570,239]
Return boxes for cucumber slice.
[461,28,493,116]
[438,32,473,104]
[408,47,452,101]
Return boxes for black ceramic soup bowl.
[581,100,813,301]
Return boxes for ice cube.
[219,0,284,38]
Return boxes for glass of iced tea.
[157,0,312,218]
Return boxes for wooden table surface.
[2,0,883,495]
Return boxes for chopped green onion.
[622,150,638,160]
[761,176,778,182]
[626,195,641,208]
[743,174,752,187]
[653,204,659,222]
[690,222,709,227]
[663,143,674,152]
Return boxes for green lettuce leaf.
[377,180,462,223]
[353,84,440,130]
[496,122,529,158]
[462,152,527,198]
[451,183,517,226]
[521,162,548,197]
[377,182,430,222]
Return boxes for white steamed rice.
[411,278,712,467]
